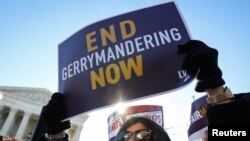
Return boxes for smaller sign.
[188,95,208,141]
[107,105,164,141]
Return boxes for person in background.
[116,116,171,141]
[33,40,250,141]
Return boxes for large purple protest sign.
[58,1,193,118]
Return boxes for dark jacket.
[207,93,250,125]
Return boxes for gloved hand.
[41,93,70,134]
[178,40,225,92]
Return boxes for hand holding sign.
[178,40,225,92]
[42,93,71,134]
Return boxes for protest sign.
[58,1,193,118]
[188,96,208,141]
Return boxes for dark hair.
[116,116,171,141]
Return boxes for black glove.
[178,40,225,92]
[41,93,70,134]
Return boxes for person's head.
[116,116,171,141]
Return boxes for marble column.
[72,125,83,141]
[0,106,4,120]
[15,112,31,139]
[0,106,3,113]
[0,106,4,130]
[0,108,17,135]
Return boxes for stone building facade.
[0,86,88,141]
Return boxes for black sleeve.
[32,107,47,141]
[33,134,46,141]
[206,93,250,125]
[32,134,69,141]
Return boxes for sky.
[1,0,250,141]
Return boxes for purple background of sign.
[58,2,193,118]
[188,95,208,136]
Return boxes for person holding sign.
[178,40,250,125]
[33,40,250,141]
[178,40,250,140]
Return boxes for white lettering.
[61,28,183,81]
[212,129,247,136]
